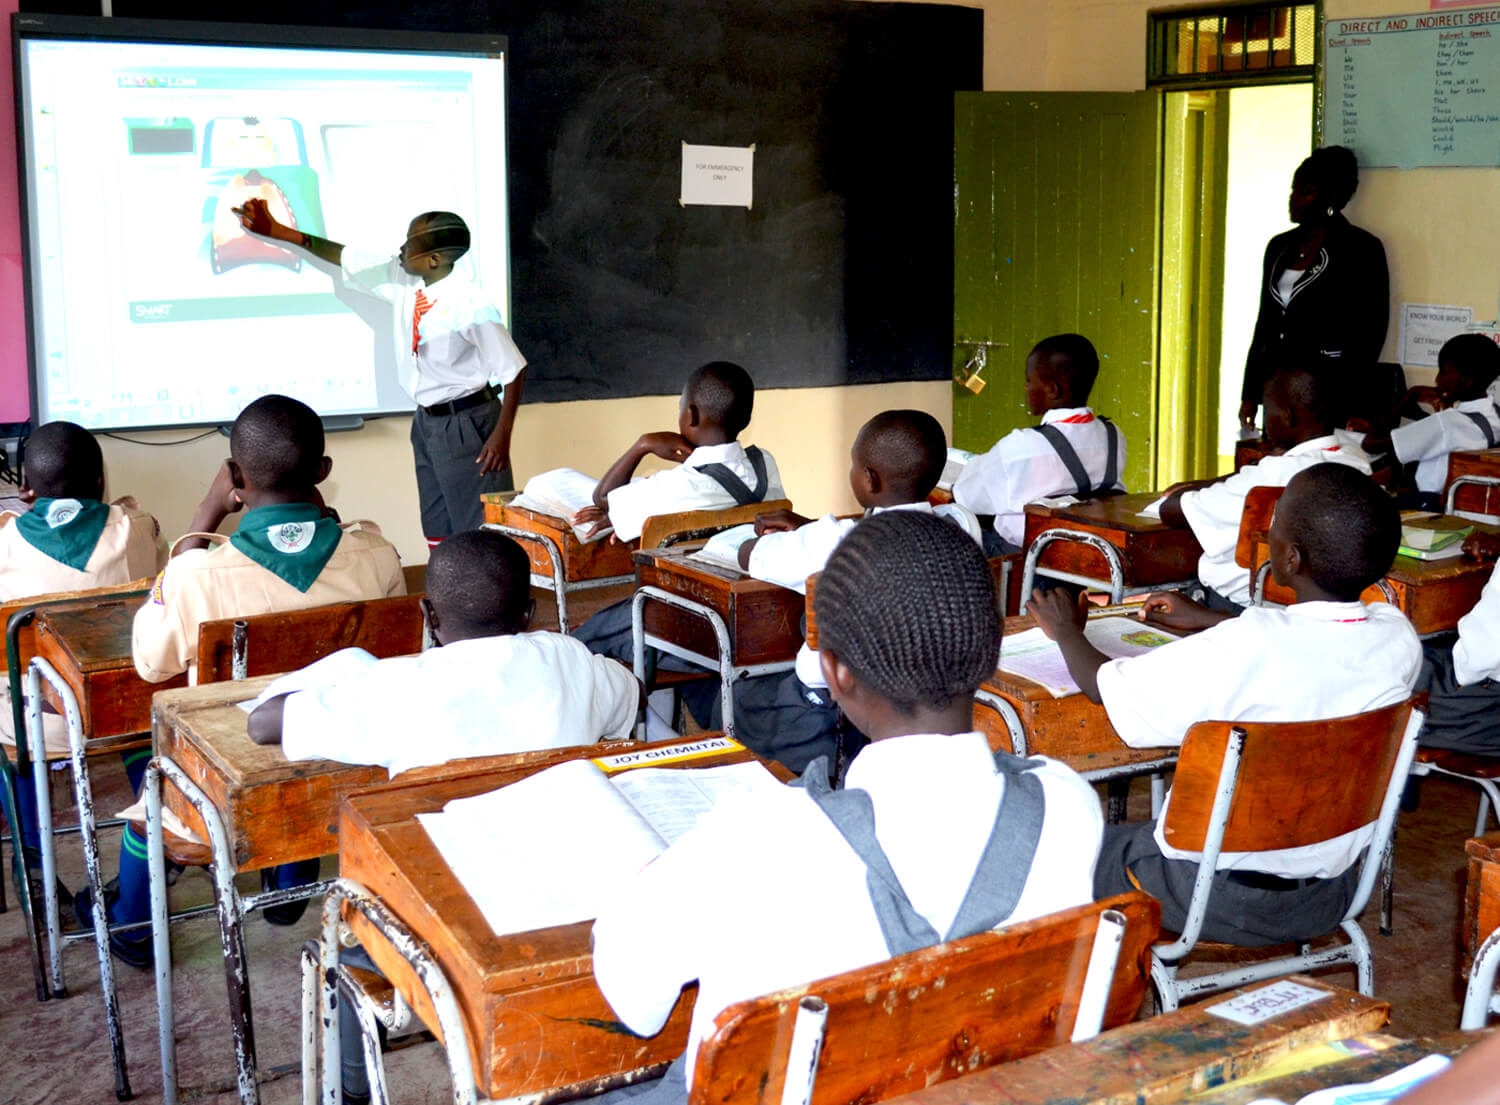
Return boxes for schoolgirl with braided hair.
[590,510,1103,1105]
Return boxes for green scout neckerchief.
[15,497,111,571]
[229,503,342,593]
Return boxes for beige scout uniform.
[131,520,405,684]
[0,498,166,758]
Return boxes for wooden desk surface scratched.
[482,495,640,583]
[977,613,1171,775]
[34,597,186,740]
[151,678,631,873]
[878,976,1388,1105]
[339,740,789,1101]
[632,546,805,667]
[1022,493,1203,589]
[1465,832,1500,976]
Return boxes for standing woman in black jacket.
[1238,145,1389,432]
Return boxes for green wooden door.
[954,92,1162,492]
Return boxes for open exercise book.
[417,741,784,937]
[511,468,613,542]
[689,523,757,572]
[999,616,1179,697]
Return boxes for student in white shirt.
[1030,464,1420,945]
[246,529,641,770]
[1158,366,1372,611]
[573,362,784,661]
[1415,530,1500,756]
[236,199,527,544]
[680,410,981,772]
[589,511,1103,1105]
[1362,333,1500,498]
[952,334,1127,556]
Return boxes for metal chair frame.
[1149,709,1423,1012]
[480,523,631,636]
[1445,474,1500,524]
[1462,925,1500,1029]
[1019,530,1195,604]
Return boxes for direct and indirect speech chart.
[1325,8,1500,167]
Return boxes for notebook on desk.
[999,616,1179,698]
[511,468,615,543]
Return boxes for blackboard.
[1324,7,1500,168]
[69,0,983,402]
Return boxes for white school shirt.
[340,246,526,407]
[590,732,1102,1091]
[1454,561,1500,686]
[742,501,984,688]
[1096,601,1421,878]
[952,407,1128,547]
[273,635,638,775]
[1391,398,1500,494]
[605,442,785,543]
[1180,433,1372,607]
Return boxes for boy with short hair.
[589,511,1103,1105]
[572,360,784,542]
[247,529,641,770]
[85,394,406,968]
[1030,463,1420,945]
[1159,365,1371,611]
[1414,529,1500,756]
[685,409,981,772]
[236,199,527,542]
[952,334,1127,556]
[0,421,164,888]
[1364,332,1500,496]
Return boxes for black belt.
[421,383,498,417]
[1224,870,1321,892]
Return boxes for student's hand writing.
[1026,588,1087,640]
[1463,531,1500,562]
[233,197,284,240]
[1237,401,1258,430]
[1138,591,1225,632]
[754,509,811,535]
[635,432,693,462]
[476,427,510,475]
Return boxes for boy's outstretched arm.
[235,197,344,267]
[247,694,289,745]
[1026,588,1108,703]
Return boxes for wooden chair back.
[639,499,793,552]
[689,892,1160,1105]
[194,594,428,684]
[804,572,820,647]
[1161,700,1415,855]
[401,563,427,595]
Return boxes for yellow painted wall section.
[98,380,952,566]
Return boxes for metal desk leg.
[31,657,132,1099]
[146,759,177,1105]
[26,663,66,997]
[1019,531,1125,603]
[482,524,569,633]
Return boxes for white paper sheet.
[998,616,1180,698]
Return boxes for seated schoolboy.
[571,360,784,543]
[678,409,982,772]
[1030,463,1420,945]
[246,529,640,770]
[82,395,406,969]
[1158,365,1371,612]
[1362,333,1500,498]
[588,511,1103,1105]
[1414,529,1500,756]
[0,421,164,890]
[952,333,1126,557]
[573,361,784,659]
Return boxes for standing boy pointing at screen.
[235,198,527,545]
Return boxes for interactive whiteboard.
[1324,7,1500,168]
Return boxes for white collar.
[1285,434,1347,458]
[867,501,935,518]
[844,731,993,792]
[684,441,747,466]
[1039,406,1096,426]
[1281,599,1371,623]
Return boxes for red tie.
[412,289,434,353]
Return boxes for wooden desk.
[1021,493,1202,597]
[482,495,640,585]
[1465,832,1500,977]
[876,976,1388,1105]
[338,739,786,1100]
[34,596,186,741]
[632,547,805,668]
[1448,449,1500,518]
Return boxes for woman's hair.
[814,511,1000,715]
[1301,145,1359,212]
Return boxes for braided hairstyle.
[815,511,999,716]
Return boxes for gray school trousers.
[410,399,512,540]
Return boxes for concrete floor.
[0,585,1489,1103]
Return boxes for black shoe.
[20,847,73,909]
[262,897,313,927]
[73,884,154,970]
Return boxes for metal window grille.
[1148,3,1317,88]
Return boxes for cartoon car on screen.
[201,116,327,274]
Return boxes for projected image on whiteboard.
[19,35,509,430]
